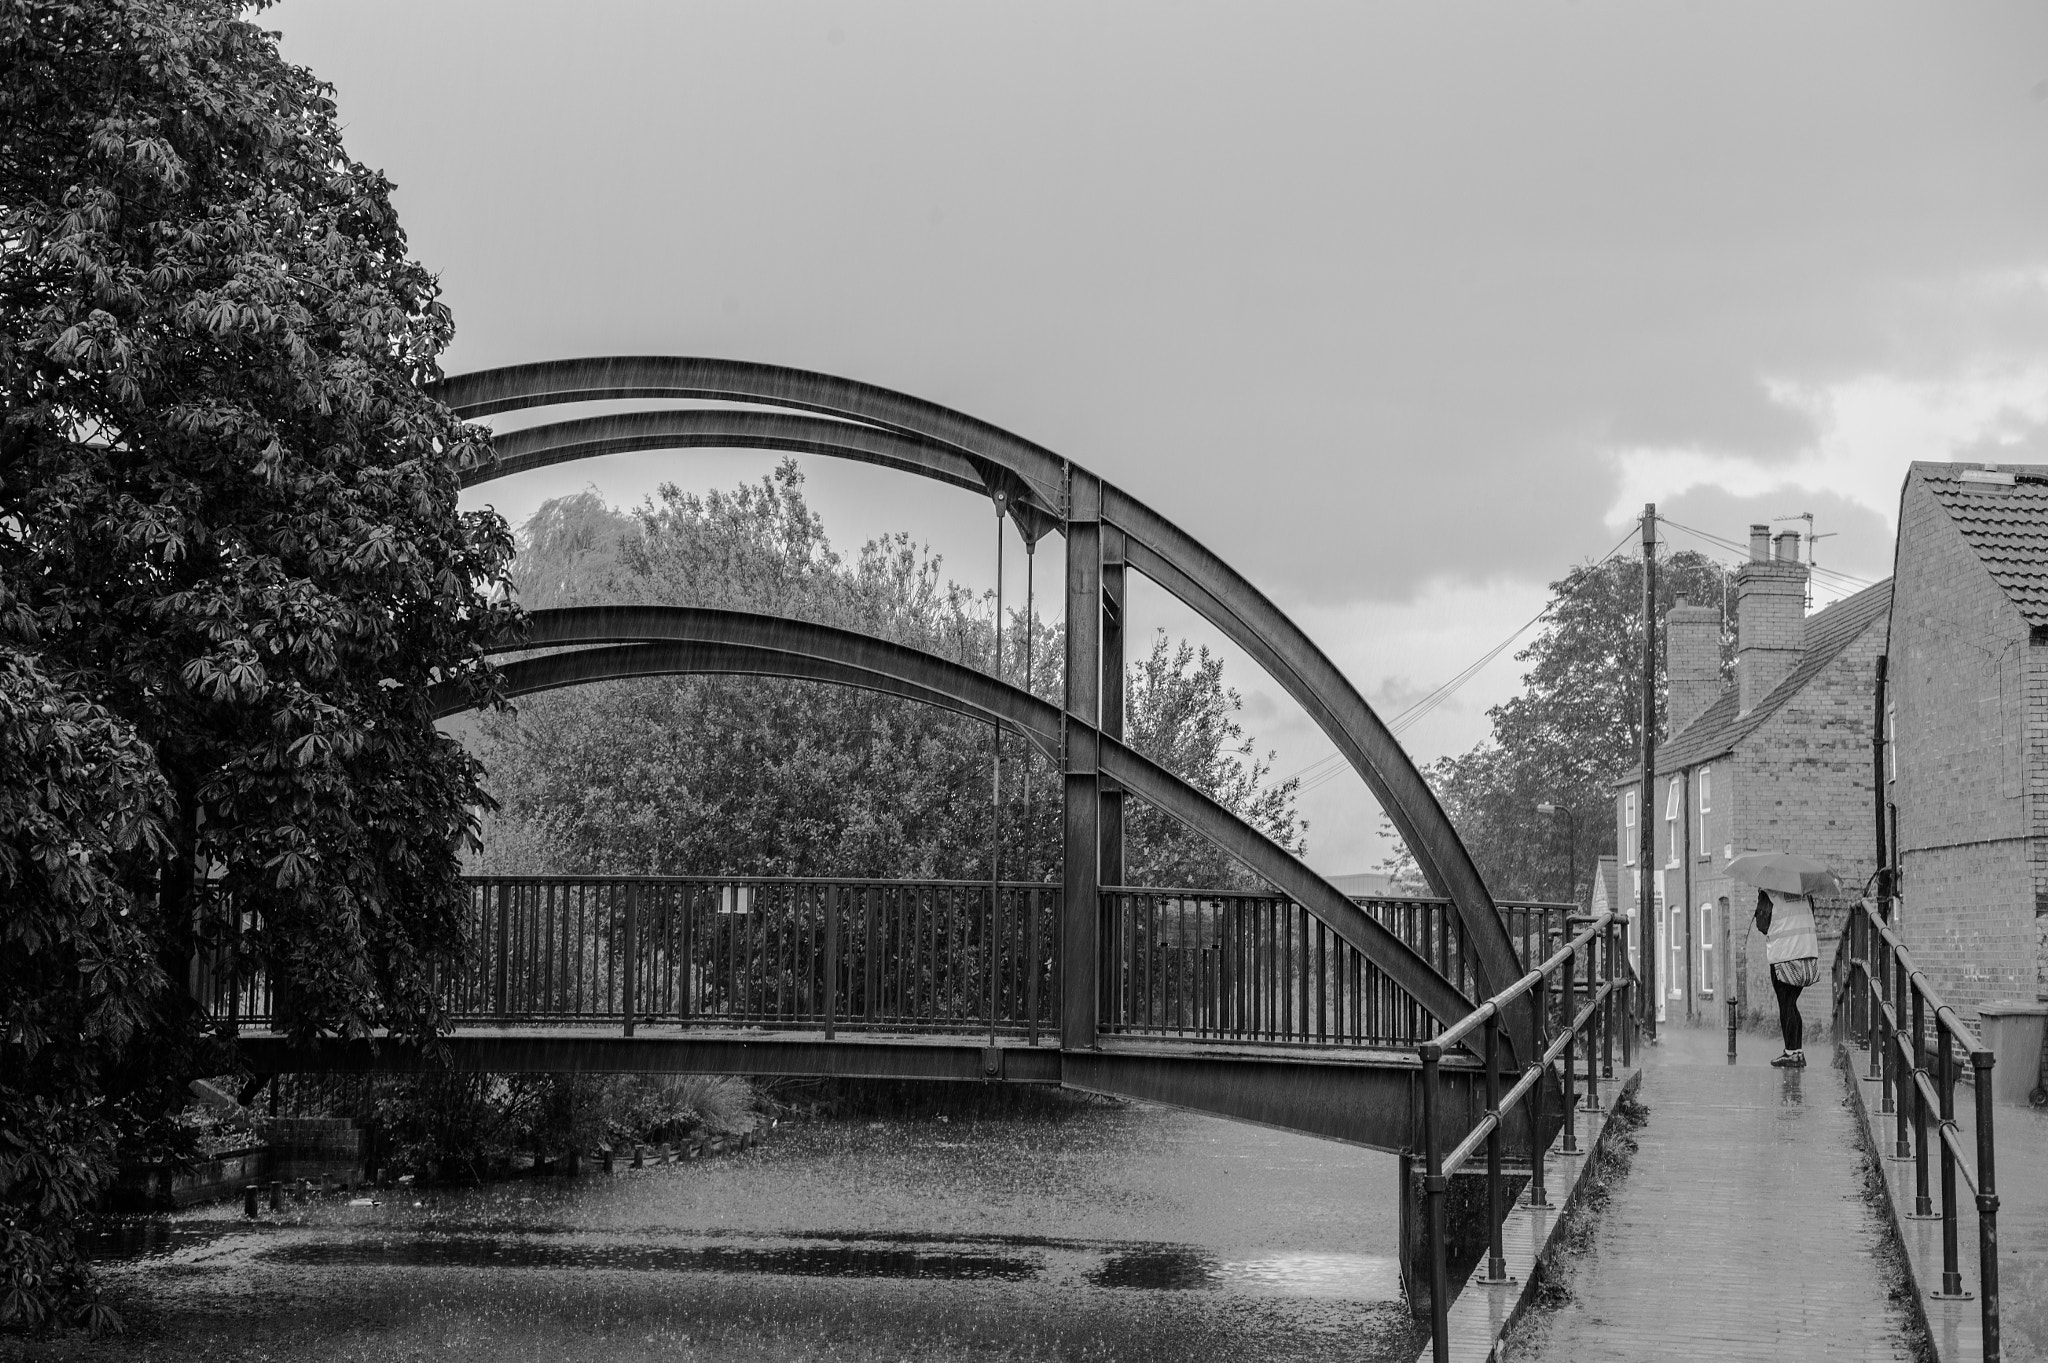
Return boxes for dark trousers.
[1772,974,1805,1051]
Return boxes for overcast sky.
[273,1,2048,873]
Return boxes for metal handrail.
[1414,909,1631,1363]
[1836,897,1999,1361]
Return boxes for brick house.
[1885,462,2048,1022]
[1612,526,1891,1034]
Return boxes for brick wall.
[1890,474,2036,1022]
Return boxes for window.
[1886,700,1897,783]
[1697,767,1712,849]
[1699,901,1715,998]
[1623,791,1637,865]
[1668,904,1685,1000]
[1665,777,1682,867]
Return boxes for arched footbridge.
[232,357,1610,1160]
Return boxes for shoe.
[1791,1050,1808,1067]
[1771,1051,1799,1067]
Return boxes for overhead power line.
[1283,526,1640,797]
[1655,516,1876,593]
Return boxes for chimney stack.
[1736,523,1809,711]
[1665,597,1722,738]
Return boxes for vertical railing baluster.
[1481,1010,1508,1284]
[1420,1041,1450,1363]
[1870,918,1887,1082]
[493,880,510,1018]
[622,880,639,1037]
[1528,971,1550,1209]
[1912,985,1932,1215]
[1936,1029,1965,1296]
[1973,1048,2002,1361]
[1560,937,1579,1153]
[1894,952,1912,1157]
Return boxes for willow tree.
[1,0,515,1329]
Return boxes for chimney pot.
[1736,529,1811,711]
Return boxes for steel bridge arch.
[447,605,1472,1029]
[434,358,1526,1050]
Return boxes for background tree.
[1378,551,1733,904]
[2,0,515,1329]
[470,465,1300,890]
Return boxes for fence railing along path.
[1837,898,2002,1361]
[1413,908,1634,1363]
[197,876,1573,1052]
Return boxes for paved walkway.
[1508,1025,1918,1361]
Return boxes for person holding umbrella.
[1725,853,1842,1068]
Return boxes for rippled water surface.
[34,1102,1421,1363]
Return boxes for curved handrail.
[434,357,1527,1035]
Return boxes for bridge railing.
[1100,890,1575,1050]
[1414,910,1633,1363]
[1836,899,2000,1360]
[454,876,1061,1040]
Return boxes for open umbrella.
[1722,851,1842,898]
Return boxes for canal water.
[53,1100,1422,1363]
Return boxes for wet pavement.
[1504,1025,1917,1362]
[31,1101,1422,1363]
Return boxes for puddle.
[262,1235,1040,1281]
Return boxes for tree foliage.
[472,464,1302,889]
[1382,551,1733,903]
[1,0,515,1330]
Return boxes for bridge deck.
[1508,1025,1914,1362]
[236,1023,1491,1155]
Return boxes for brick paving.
[1507,1025,1918,1362]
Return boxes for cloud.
[1605,356,2048,533]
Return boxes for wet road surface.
[32,1100,1422,1362]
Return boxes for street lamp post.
[1536,802,1577,906]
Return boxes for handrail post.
[1528,973,1551,1209]
[1859,908,1875,1043]
[1420,1042,1450,1363]
[1583,928,1601,1111]
[1910,985,1932,1217]
[1893,953,1912,1157]
[1972,1049,2002,1361]
[1868,921,1886,1083]
[1560,943,1579,1153]
[1481,1013,1511,1284]
[1931,1028,1969,1298]
[1602,922,1616,1079]
[622,880,639,1038]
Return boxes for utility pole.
[1639,504,1659,1040]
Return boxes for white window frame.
[1886,700,1897,782]
[1669,903,1685,1000]
[1665,776,1682,868]
[1697,767,1712,848]
[1699,900,1715,998]
[1623,790,1637,865]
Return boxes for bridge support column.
[1063,470,1103,1050]
[1100,527,1126,892]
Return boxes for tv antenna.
[1774,512,1836,609]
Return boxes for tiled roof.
[1616,577,1893,783]
[1915,461,2048,627]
